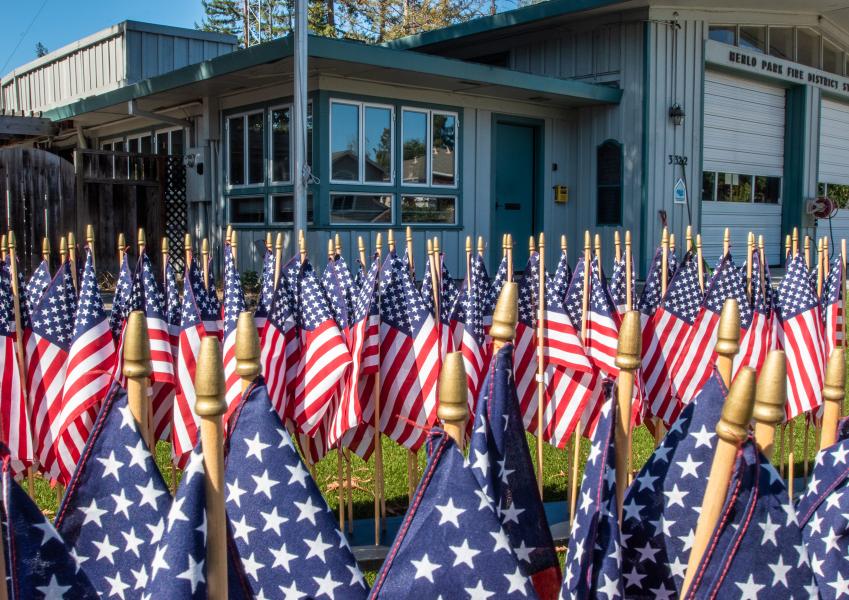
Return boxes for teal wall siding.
[783,84,820,252]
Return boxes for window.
[155,129,185,155]
[400,108,458,188]
[819,183,849,209]
[823,39,843,75]
[702,171,717,201]
[330,100,393,184]
[717,173,753,202]
[703,171,781,204]
[271,194,314,224]
[401,196,457,225]
[330,194,392,224]
[270,105,291,183]
[596,140,622,226]
[754,176,781,204]
[769,27,794,60]
[739,26,766,52]
[796,27,820,69]
[229,196,265,224]
[227,112,264,187]
[709,25,736,45]
[128,134,152,154]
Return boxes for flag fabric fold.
[0,259,30,472]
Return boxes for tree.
[35,42,48,57]
[196,0,335,47]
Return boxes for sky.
[0,0,206,75]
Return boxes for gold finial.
[137,228,145,254]
[538,232,545,251]
[86,224,94,248]
[427,238,433,256]
[752,350,786,459]
[715,299,740,386]
[759,234,764,252]
[225,224,233,245]
[118,232,126,255]
[504,233,512,251]
[162,236,169,255]
[432,236,439,256]
[669,233,676,256]
[275,232,283,252]
[717,367,756,443]
[235,311,261,391]
[376,232,383,256]
[490,282,519,347]
[477,235,484,256]
[792,227,799,256]
[387,229,395,252]
[195,336,226,417]
[42,237,50,262]
[184,233,192,253]
[6,231,14,252]
[614,310,641,522]
[821,348,847,450]
[784,233,791,258]
[123,311,152,380]
[334,233,342,256]
[804,235,811,268]
[437,351,469,448]
[723,227,730,255]
[561,234,567,254]
[466,236,472,254]
[59,236,67,262]
[265,231,272,251]
[614,230,621,261]
[358,235,365,256]
[584,230,591,253]
[661,226,669,248]
[231,229,238,250]
[529,235,536,254]
[625,230,631,248]
[1,235,7,260]
[327,238,335,259]
[686,225,692,251]
[406,226,413,245]
[594,233,601,261]
[615,311,641,372]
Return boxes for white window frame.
[706,171,782,205]
[127,132,153,154]
[329,192,395,225]
[154,126,185,155]
[400,107,459,190]
[226,109,265,189]
[268,103,293,185]
[400,194,458,226]
[329,98,395,186]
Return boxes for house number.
[668,155,688,166]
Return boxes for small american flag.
[543,250,586,373]
[55,249,115,482]
[26,260,76,482]
[164,256,181,362]
[610,253,634,315]
[561,382,622,599]
[421,252,459,358]
[260,255,300,421]
[585,258,621,379]
[0,261,30,473]
[25,258,51,320]
[370,430,537,598]
[470,343,561,600]
[776,255,825,419]
[55,385,171,597]
[253,247,276,334]
[222,243,247,418]
[733,250,772,377]
[513,253,541,431]
[377,250,439,450]
[225,380,368,599]
[0,449,99,598]
[201,256,222,338]
[822,256,844,361]
[108,254,133,342]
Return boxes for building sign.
[674,178,687,204]
[706,40,849,99]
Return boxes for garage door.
[818,98,849,246]
[701,70,785,265]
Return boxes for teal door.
[493,120,537,271]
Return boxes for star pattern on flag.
[31,261,77,348]
[109,256,133,340]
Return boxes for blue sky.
[0,0,206,74]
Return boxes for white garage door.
[818,98,849,247]
[701,70,785,265]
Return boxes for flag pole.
[86,224,95,270]
[361,235,382,544]
[789,235,812,493]
[292,0,308,237]
[194,335,228,600]
[569,230,591,525]
[0,235,6,262]
[696,233,704,293]
[438,351,469,449]
[375,233,387,534]
[162,237,170,294]
[273,233,283,290]
[535,232,545,497]
[715,299,740,389]
[614,230,621,263]
[235,310,260,393]
[778,233,793,477]
[752,350,785,459]
[614,310,640,524]
[680,366,756,597]
[124,311,153,448]
[843,238,847,358]
[184,233,192,275]
[297,232,317,482]
[329,239,346,533]
[202,238,210,290]
[230,229,238,265]
[655,227,669,446]
[820,349,845,450]
[118,232,126,268]
[668,233,675,259]
[624,231,632,311]
[59,235,67,265]
[746,231,754,302]
[491,282,518,354]
[7,232,34,497]
[342,236,354,535]
[506,234,513,283]
[42,236,50,267]
[758,235,766,303]
[68,231,78,293]
[722,227,730,256]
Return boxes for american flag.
[682,440,816,598]
[25,257,51,320]
[0,449,99,598]
[291,260,352,436]
[561,382,622,599]
[222,243,247,418]
[822,256,844,361]
[484,255,508,329]
[584,258,621,378]
[513,252,541,432]
[733,250,772,376]
[797,418,849,598]
[370,430,537,598]
[55,249,116,482]
[55,385,171,597]
[130,252,177,441]
[670,253,750,409]
[164,256,181,361]
[776,255,825,419]
[171,258,207,467]
[147,447,253,599]
[224,380,368,599]
[253,247,276,334]
[26,260,76,481]
[421,251,459,358]
[469,343,561,600]
[610,253,634,315]
[201,256,222,338]
[331,254,357,325]
[377,250,439,450]
[641,251,703,424]
[108,254,133,342]
[537,255,597,447]
[0,261,30,472]
[260,255,300,421]
[450,254,491,421]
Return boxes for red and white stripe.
[0,334,31,473]
[260,312,299,421]
[542,309,592,372]
[171,320,205,466]
[513,320,538,430]
[585,308,619,379]
[668,308,725,407]
[733,310,771,377]
[779,307,825,419]
[147,314,176,441]
[26,332,69,481]
[641,308,691,425]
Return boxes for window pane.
[431,113,456,186]
[823,39,842,75]
[330,194,392,224]
[401,196,456,224]
[331,102,360,181]
[271,107,291,182]
[702,171,716,201]
[402,110,427,184]
[128,138,139,153]
[247,112,264,184]
[102,142,113,151]
[139,135,152,154]
[797,28,820,69]
[769,27,793,60]
[272,194,314,224]
[754,176,781,203]
[171,130,184,156]
[156,133,169,154]
[228,116,245,186]
[708,26,736,45]
[230,196,265,224]
[364,106,392,183]
[307,103,314,166]
[739,26,765,52]
[717,173,753,202]
[597,140,622,225]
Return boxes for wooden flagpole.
[328,239,346,532]
[752,350,785,460]
[506,234,514,282]
[655,228,670,446]
[399,228,419,501]
[273,233,283,289]
[438,352,468,449]
[778,232,793,477]
[786,236,811,499]
[746,232,754,302]
[374,232,386,538]
[296,231,318,482]
[624,230,634,484]
[194,335,228,600]
[680,367,756,597]
[202,238,210,290]
[614,230,621,263]
[696,234,704,293]
[820,348,845,450]
[723,227,730,256]
[68,231,78,293]
[715,299,740,389]
[7,232,34,497]
[615,311,640,524]
[536,232,545,497]
[124,311,152,447]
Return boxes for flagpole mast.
[184,234,192,275]
[86,224,95,270]
[202,238,210,290]
[569,230,591,526]
[680,367,756,598]
[438,352,468,449]
[293,0,308,237]
[715,299,740,389]
[273,232,283,290]
[535,232,545,497]
[696,233,704,293]
[68,231,78,293]
[506,234,513,282]
[614,310,640,524]
[491,282,518,354]
[624,230,632,311]
[361,234,382,545]
[655,227,669,446]
[329,240,346,533]
[124,311,153,448]
[752,350,785,459]
[373,233,386,540]
[820,349,846,450]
